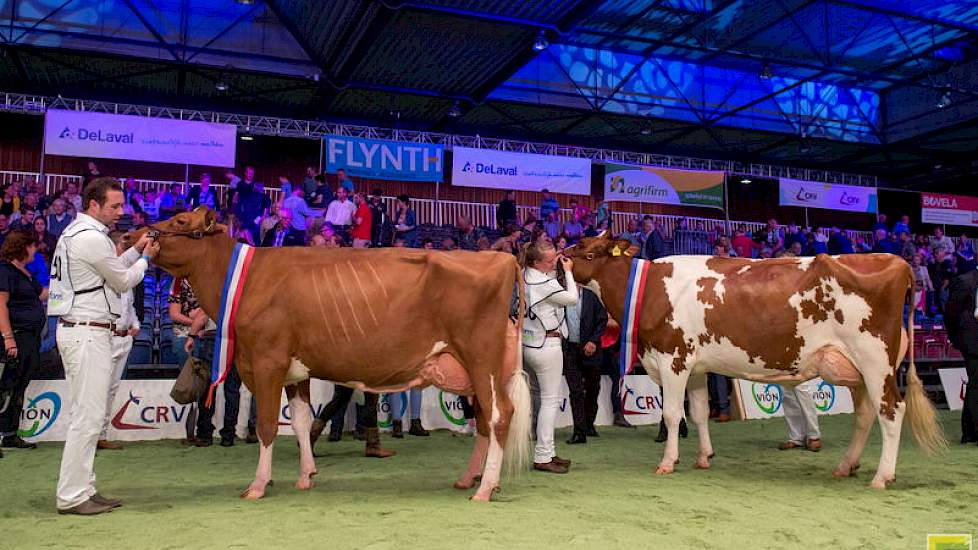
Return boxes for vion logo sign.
[57,126,134,143]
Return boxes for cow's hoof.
[868,475,894,490]
[833,462,860,478]
[295,476,316,491]
[694,457,711,470]
[240,487,265,500]
[453,479,475,490]
[655,465,674,475]
[470,486,500,502]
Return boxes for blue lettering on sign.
[140,405,188,424]
[473,163,517,176]
[76,128,134,143]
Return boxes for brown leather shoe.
[364,427,396,458]
[58,499,114,516]
[778,441,804,450]
[533,460,569,474]
[97,440,124,450]
[806,438,822,452]
[90,493,122,508]
[552,456,572,467]
[714,414,731,423]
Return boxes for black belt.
[546,331,563,339]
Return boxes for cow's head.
[563,232,639,283]
[128,207,227,274]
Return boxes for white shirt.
[55,213,148,322]
[117,289,139,331]
[522,267,578,348]
[324,199,356,226]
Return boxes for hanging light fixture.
[215,80,229,92]
[759,63,773,80]
[447,101,462,118]
[739,176,752,184]
[533,32,549,52]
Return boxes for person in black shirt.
[0,231,47,451]
[368,189,388,247]
[497,190,518,230]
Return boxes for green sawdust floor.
[1,412,975,550]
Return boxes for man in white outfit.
[49,177,159,515]
[778,379,822,452]
[96,231,143,451]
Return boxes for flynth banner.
[44,110,237,166]
[921,192,978,227]
[736,379,854,420]
[451,147,591,195]
[325,135,444,182]
[604,164,724,209]
[778,178,878,213]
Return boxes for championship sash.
[206,243,255,407]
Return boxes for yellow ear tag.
[611,245,622,257]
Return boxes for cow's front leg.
[242,368,285,500]
[287,381,317,491]
[655,360,688,475]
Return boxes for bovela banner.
[736,378,854,420]
[604,164,724,209]
[937,368,968,411]
[325,135,444,182]
[451,147,591,195]
[778,178,878,213]
[921,192,978,227]
[20,376,663,442]
[44,110,237,166]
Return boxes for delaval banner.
[604,164,724,209]
[325,135,444,182]
[451,147,591,195]
[937,368,968,411]
[921,193,978,227]
[44,110,237,166]
[737,378,854,420]
[779,178,878,213]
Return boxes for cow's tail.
[504,263,532,477]
[903,282,946,456]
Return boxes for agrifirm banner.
[604,164,724,209]
[778,178,878,213]
[921,193,978,227]
[937,368,968,411]
[325,135,444,182]
[737,378,854,420]
[44,110,237,166]
[451,147,591,195]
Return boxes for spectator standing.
[563,283,608,445]
[351,193,373,248]
[233,167,270,242]
[892,215,911,236]
[618,218,642,246]
[310,174,334,208]
[639,216,665,260]
[335,168,355,194]
[282,188,323,235]
[81,160,102,185]
[394,195,418,247]
[956,235,976,274]
[46,198,74,239]
[872,214,888,233]
[301,166,318,204]
[368,190,388,247]
[732,225,759,258]
[324,187,356,241]
[910,254,933,316]
[570,199,591,224]
[764,219,784,253]
[277,176,293,197]
[944,270,978,445]
[930,227,956,258]
[777,380,822,452]
[496,190,518,230]
[930,248,956,315]
[594,200,611,231]
[539,189,559,220]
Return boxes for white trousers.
[56,325,114,510]
[783,383,821,444]
[100,335,132,440]
[524,338,563,464]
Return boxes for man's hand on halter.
[142,239,161,259]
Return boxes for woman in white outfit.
[521,240,578,474]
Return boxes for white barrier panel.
[44,110,237,166]
[938,368,968,411]
[20,375,663,442]
[737,379,854,420]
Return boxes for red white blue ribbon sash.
[206,243,255,407]
[619,258,651,388]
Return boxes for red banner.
[921,192,978,227]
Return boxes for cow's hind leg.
[859,366,906,489]
[687,373,714,470]
[472,375,514,502]
[454,397,488,490]
[656,357,690,475]
[287,381,317,491]
[834,384,871,478]
[242,366,286,500]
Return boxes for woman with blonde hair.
[521,240,578,474]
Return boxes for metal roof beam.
[827,0,978,34]
[183,2,264,64]
[118,0,183,62]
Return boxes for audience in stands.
[394,195,418,247]
[186,173,218,210]
[456,216,482,251]
[497,190,518,230]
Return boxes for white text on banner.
[44,110,237,166]
[451,147,591,195]
[778,178,877,213]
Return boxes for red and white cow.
[566,235,945,489]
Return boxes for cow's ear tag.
[611,245,622,257]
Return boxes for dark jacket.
[260,227,305,247]
[571,287,609,367]
[641,229,665,260]
[946,270,978,356]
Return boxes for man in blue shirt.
[336,169,355,194]
[539,189,559,220]
[282,188,324,233]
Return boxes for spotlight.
[937,91,952,109]
[739,177,752,184]
[240,135,254,141]
[215,81,229,92]
[236,0,256,4]
[447,101,462,118]
[532,32,549,52]
[759,63,773,80]
[640,119,653,136]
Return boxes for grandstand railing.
[1,169,873,245]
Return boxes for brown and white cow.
[133,208,530,502]
[565,234,945,488]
